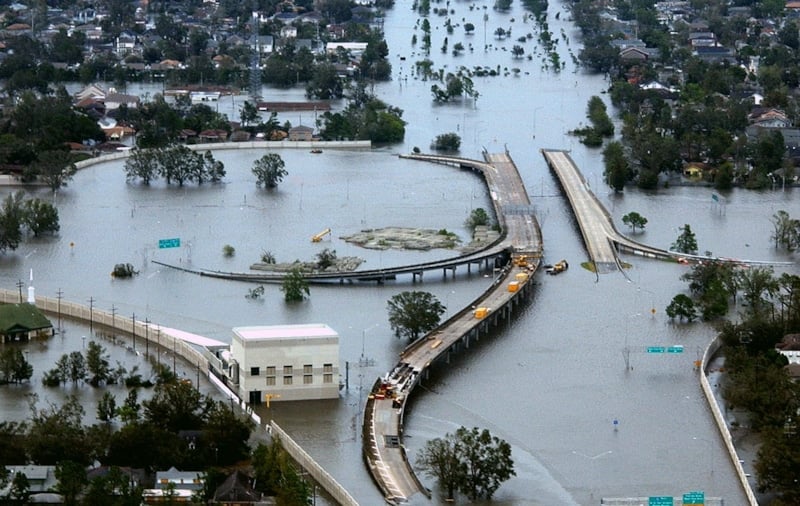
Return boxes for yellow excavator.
[311,228,331,242]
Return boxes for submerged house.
[0,303,54,343]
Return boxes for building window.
[250,367,260,376]
[283,365,293,375]
[323,363,333,373]
[266,366,276,376]
[266,376,276,386]
[303,364,313,374]
[304,374,313,384]
[283,375,293,385]
[324,373,333,384]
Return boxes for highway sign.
[683,491,704,504]
[158,238,181,249]
[646,346,665,353]
[649,497,674,506]
[667,345,684,354]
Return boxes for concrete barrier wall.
[270,420,359,506]
[700,336,759,506]
[75,140,372,170]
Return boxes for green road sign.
[158,238,181,249]
[683,491,704,504]
[646,346,665,353]
[667,345,684,353]
[649,497,674,506]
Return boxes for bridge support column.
[413,271,423,282]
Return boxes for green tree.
[240,100,259,127]
[415,432,461,500]
[281,267,310,303]
[387,291,445,340]
[0,347,33,384]
[23,198,60,236]
[8,471,30,504]
[755,426,800,503]
[0,421,27,466]
[417,426,515,501]
[85,341,112,387]
[32,150,77,192]
[432,132,461,151]
[54,460,87,506]
[466,208,491,231]
[26,395,90,465]
[316,248,337,270]
[603,141,629,192]
[621,212,648,233]
[124,148,159,185]
[97,391,117,423]
[201,401,254,466]
[671,224,698,254]
[665,294,697,322]
[0,191,25,253]
[143,380,213,433]
[770,210,799,250]
[252,153,288,188]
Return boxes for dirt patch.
[341,227,461,251]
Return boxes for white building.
[230,324,340,403]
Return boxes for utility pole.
[131,313,136,351]
[111,304,117,333]
[56,288,63,331]
[16,280,23,302]
[144,318,150,357]
[88,297,95,335]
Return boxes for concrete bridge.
[361,151,542,503]
[541,149,792,273]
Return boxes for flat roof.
[233,323,338,341]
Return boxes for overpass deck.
[363,152,541,503]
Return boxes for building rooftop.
[233,323,338,341]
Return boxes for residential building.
[229,323,340,403]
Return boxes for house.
[227,323,340,403]
[776,333,800,364]
[682,162,705,178]
[104,92,140,110]
[198,129,228,142]
[288,125,315,141]
[75,83,107,101]
[1,466,58,494]
[212,470,264,504]
[0,303,54,343]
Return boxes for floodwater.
[2,0,799,504]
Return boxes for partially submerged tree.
[665,294,697,322]
[671,224,698,254]
[417,426,515,501]
[281,267,309,303]
[252,153,287,188]
[387,291,445,340]
[622,212,648,233]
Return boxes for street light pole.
[572,450,612,500]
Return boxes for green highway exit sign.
[158,238,181,249]
[649,497,673,506]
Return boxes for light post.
[572,450,612,500]
[360,324,379,367]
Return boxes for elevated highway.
[541,149,792,273]
[362,151,542,503]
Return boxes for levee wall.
[270,420,359,506]
[700,337,759,506]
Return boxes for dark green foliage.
[432,132,461,151]
[252,153,287,188]
[316,248,337,270]
[23,198,60,236]
[671,224,698,254]
[466,208,491,230]
[252,441,312,504]
[281,267,310,303]
[665,294,696,322]
[86,341,112,387]
[621,212,647,233]
[387,291,445,340]
[319,86,406,144]
[417,426,515,501]
[55,460,88,506]
[26,395,90,465]
[125,145,225,186]
[0,347,33,384]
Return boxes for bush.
[432,132,461,151]
[223,244,235,257]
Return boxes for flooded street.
[2,0,799,504]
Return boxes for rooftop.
[233,323,338,341]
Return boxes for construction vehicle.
[546,259,568,275]
[311,228,331,242]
